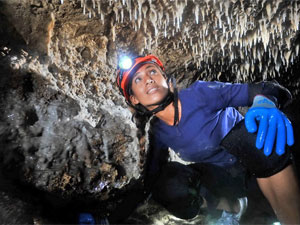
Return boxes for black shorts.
[221,119,292,178]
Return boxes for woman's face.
[129,63,169,110]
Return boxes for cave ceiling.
[2,0,300,82]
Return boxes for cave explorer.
[81,54,300,225]
[116,54,300,224]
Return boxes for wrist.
[251,95,276,109]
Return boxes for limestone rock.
[0,0,299,224]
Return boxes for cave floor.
[124,158,300,225]
[124,180,278,225]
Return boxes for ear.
[130,95,140,105]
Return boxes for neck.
[154,99,181,126]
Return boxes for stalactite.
[83,2,86,15]
[113,7,119,23]
[144,36,147,49]
[96,0,101,14]
[150,8,157,35]
[284,50,291,67]
[134,5,137,20]
[100,12,104,23]
[68,0,300,81]
[127,0,132,20]
[112,24,116,42]
[194,4,199,24]
[158,11,163,26]
[137,0,143,23]
[266,2,271,20]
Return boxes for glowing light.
[119,56,133,70]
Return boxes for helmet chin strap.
[137,77,179,126]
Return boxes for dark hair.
[131,75,179,175]
[133,108,152,173]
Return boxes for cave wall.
[0,1,144,220]
[0,0,300,223]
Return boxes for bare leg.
[257,165,300,224]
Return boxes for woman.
[116,55,300,224]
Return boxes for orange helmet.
[116,55,165,103]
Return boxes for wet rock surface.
[0,0,300,224]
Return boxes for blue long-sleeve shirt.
[152,81,249,168]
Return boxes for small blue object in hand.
[78,213,95,225]
[245,95,294,156]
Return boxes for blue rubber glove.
[78,213,95,225]
[245,95,294,156]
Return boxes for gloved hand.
[78,213,95,225]
[245,95,294,156]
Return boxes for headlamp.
[116,54,165,102]
[119,55,133,70]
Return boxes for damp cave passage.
[0,0,300,224]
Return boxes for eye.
[150,69,157,75]
[134,76,142,83]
